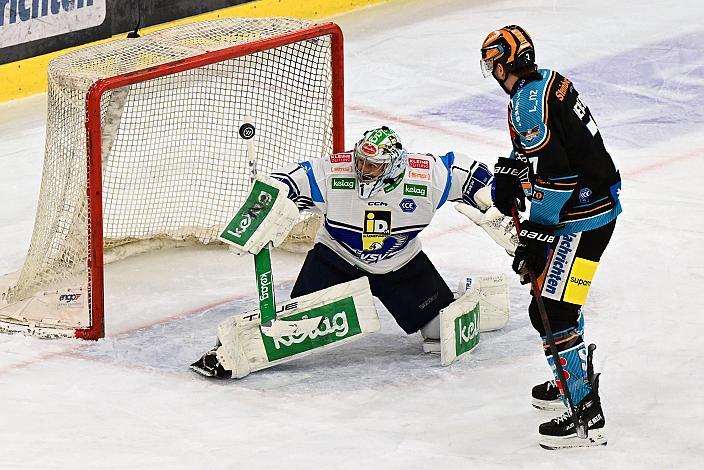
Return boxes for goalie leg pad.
[439,282,481,366]
[459,274,510,332]
[214,277,380,379]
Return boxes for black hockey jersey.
[507,68,622,235]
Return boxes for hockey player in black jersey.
[480,25,622,449]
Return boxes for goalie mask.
[353,126,408,199]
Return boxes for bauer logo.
[408,158,430,170]
[331,177,355,190]
[58,291,83,308]
[403,183,427,197]
[330,154,352,164]
[455,304,480,356]
[261,296,362,361]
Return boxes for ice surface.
[2,0,704,467]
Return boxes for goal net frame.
[0,19,344,340]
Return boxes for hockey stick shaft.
[243,115,277,325]
[511,207,586,438]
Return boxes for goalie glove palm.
[456,204,518,256]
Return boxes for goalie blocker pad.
[215,277,380,379]
[219,175,300,255]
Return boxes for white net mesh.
[8,18,333,305]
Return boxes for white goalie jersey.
[272,151,493,274]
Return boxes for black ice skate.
[189,346,232,379]
[538,345,606,450]
[532,379,565,411]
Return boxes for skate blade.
[532,398,566,411]
[422,341,441,354]
[539,428,607,450]
[189,362,217,378]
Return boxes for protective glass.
[480,44,504,78]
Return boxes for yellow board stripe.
[0,0,387,103]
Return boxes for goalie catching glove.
[456,185,518,256]
[219,175,300,255]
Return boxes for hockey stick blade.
[260,316,323,338]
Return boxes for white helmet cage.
[353,126,408,198]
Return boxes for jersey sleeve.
[508,71,577,226]
[432,151,493,210]
[271,158,327,214]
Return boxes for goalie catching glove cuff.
[513,220,558,279]
[493,157,531,216]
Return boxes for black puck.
[239,123,255,140]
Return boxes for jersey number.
[573,97,599,137]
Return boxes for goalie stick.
[239,117,320,338]
[511,206,588,440]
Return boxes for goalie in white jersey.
[272,126,511,338]
[190,125,517,378]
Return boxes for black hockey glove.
[493,157,530,216]
[512,220,557,281]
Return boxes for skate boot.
[532,379,565,411]
[190,346,232,379]
[538,345,606,449]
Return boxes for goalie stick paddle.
[240,117,322,338]
[511,206,588,440]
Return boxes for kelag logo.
[331,178,355,190]
[403,183,427,197]
[260,296,363,361]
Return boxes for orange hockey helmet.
[480,25,535,78]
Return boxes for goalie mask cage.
[0,18,344,340]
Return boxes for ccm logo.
[519,229,555,243]
[408,158,430,169]
[330,154,352,163]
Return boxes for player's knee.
[528,297,581,336]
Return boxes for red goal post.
[0,18,344,340]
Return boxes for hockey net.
[0,18,343,339]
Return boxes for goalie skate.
[190,346,232,379]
